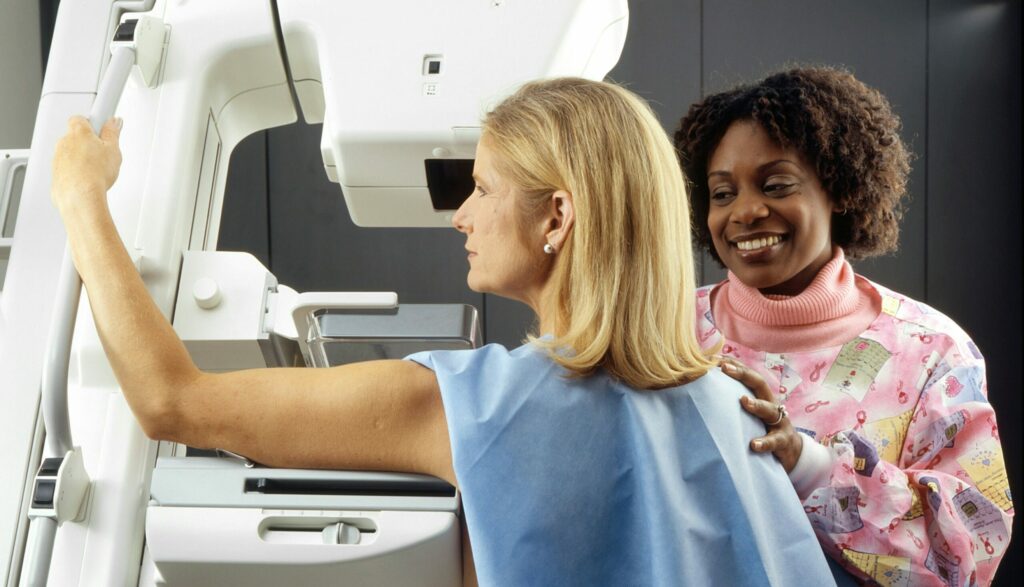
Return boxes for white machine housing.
[279,1,629,226]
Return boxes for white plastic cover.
[278,0,629,226]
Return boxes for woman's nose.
[451,195,472,233]
[730,190,769,225]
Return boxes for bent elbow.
[125,373,196,444]
[133,392,182,442]
[138,419,171,442]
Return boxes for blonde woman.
[52,78,834,586]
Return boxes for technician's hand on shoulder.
[51,116,123,212]
[720,358,803,472]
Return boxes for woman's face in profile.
[451,137,546,304]
[706,120,836,295]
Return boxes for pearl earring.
[543,243,555,255]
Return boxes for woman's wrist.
[54,184,109,219]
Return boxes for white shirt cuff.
[788,432,834,500]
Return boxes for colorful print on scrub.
[696,279,1013,587]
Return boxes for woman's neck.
[725,247,857,326]
[710,247,882,352]
[535,290,556,336]
[758,243,835,297]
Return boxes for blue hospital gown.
[408,342,835,586]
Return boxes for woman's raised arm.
[51,116,455,484]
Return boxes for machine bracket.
[27,447,91,525]
[111,15,168,88]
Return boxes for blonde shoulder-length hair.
[483,77,716,389]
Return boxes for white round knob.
[193,277,221,310]
[432,147,450,158]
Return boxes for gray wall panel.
[218,131,270,266]
[927,3,1021,585]
[608,0,703,132]
[0,0,41,149]
[701,0,928,297]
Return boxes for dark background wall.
[32,0,1017,582]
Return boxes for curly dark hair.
[674,66,911,262]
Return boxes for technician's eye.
[764,183,795,197]
[474,185,488,197]
[709,189,735,205]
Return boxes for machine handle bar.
[40,46,135,459]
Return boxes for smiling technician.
[675,66,1014,585]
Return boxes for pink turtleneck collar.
[710,248,881,353]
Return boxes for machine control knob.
[321,521,361,545]
[193,277,221,310]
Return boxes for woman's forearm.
[59,191,200,439]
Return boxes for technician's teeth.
[736,235,781,251]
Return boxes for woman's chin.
[465,274,489,294]
[728,267,788,292]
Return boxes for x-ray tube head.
[275,0,629,227]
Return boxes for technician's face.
[451,137,545,304]
[706,121,835,296]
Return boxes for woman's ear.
[544,190,575,252]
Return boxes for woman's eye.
[475,185,489,197]
[764,183,795,196]
[710,190,735,205]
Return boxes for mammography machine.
[0,1,628,584]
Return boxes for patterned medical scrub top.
[696,278,1014,586]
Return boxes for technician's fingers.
[720,358,775,403]
[750,429,793,453]
[740,394,785,426]
[752,428,803,472]
[719,358,803,471]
